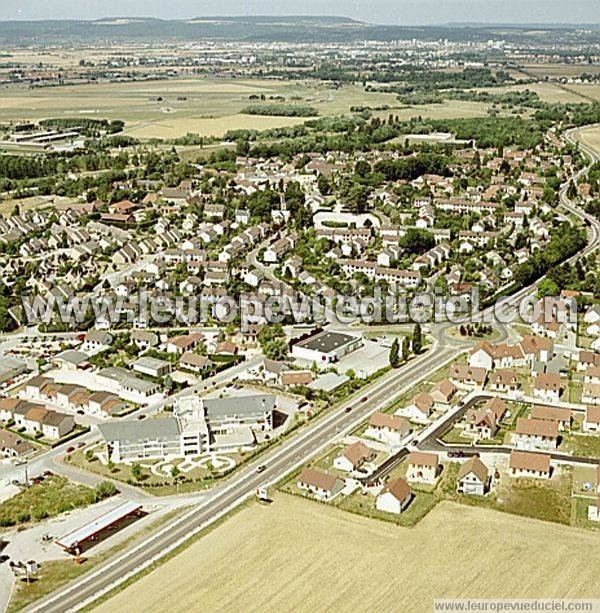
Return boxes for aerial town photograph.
[0,0,599,611]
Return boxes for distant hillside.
[0,16,598,45]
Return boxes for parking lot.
[336,338,392,377]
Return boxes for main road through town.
[26,126,600,612]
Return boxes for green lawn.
[65,447,230,496]
[494,473,573,525]
[337,488,439,527]
[572,496,600,530]
[441,426,471,444]
[563,433,600,459]
[0,476,115,527]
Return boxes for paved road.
[25,125,600,611]
[0,355,262,500]
[28,340,459,612]
[415,392,600,468]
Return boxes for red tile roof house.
[489,369,520,393]
[449,364,487,389]
[533,373,562,403]
[585,366,600,386]
[297,467,344,501]
[166,332,204,355]
[366,412,411,446]
[457,457,490,496]
[509,450,551,479]
[430,379,457,406]
[530,405,572,432]
[406,451,439,485]
[394,392,433,425]
[577,350,600,372]
[582,383,600,406]
[464,397,506,440]
[512,417,559,451]
[583,406,600,434]
[333,442,375,473]
[468,341,526,370]
[375,477,413,515]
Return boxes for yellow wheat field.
[94,495,600,613]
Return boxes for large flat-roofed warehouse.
[291,330,363,365]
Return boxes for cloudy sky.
[1,0,598,24]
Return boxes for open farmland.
[476,81,599,103]
[0,77,500,139]
[579,125,600,153]
[0,78,397,139]
[519,63,600,79]
[94,495,600,613]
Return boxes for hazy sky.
[1,0,598,24]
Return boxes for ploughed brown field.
[94,495,600,613]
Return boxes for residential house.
[395,392,434,424]
[0,430,34,458]
[81,331,113,354]
[166,333,203,355]
[366,412,411,445]
[131,330,159,350]
[179,353,214,376]
[333,442,374,473]
[406,451,439,485]
[583,405,600,433]
[430,379,457,406]
[41,411,75,440]
[449,365,487,389]
[55,384,87,410]
[280,370,313,388]
[465,397,506,440]
[533,373,562,402]
[87,391,122,417]
[530,405,571,431]
[457,457,490,496]
[509,450,551,479]
[297,467,344,501]
[376,478,413,515]
[489,369,520,393]
[582,383,600,406]
[513,418,558,451]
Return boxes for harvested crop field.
[94,495,600,613]
[580,125,600,155]
[0,77,499,139]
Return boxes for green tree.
[537,278,560,299]
[412,323,423,354]
[263,338,289,361]
[131,463,142,481]
[402,336,410,362]
[389,338,400,368]
[95,481,117,500]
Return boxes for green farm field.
[0,77,497,139]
